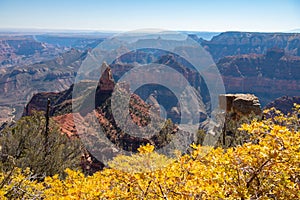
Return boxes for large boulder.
[219,93,262,118]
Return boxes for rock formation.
[14,31,300,173]
[24,63,181,173]
[97,62,115,92]
[219,93,262,118]
[3,32,300,123]
[94,62,115,107]
[219,93,262,147]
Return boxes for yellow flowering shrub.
[0,105,299,199]
[0,168,44,199]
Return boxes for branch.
[158,183,168,200]
[246,159,270,188]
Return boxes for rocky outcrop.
[219,93,262,147]
[94,62,115,107]
[97,62,115,92]
[219,94,261,117]
[24,92,62,116]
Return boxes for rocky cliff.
[219,93,261,117]
[0,48,88,119]
[0,36,68,68]
[4,31,300,124]
[109,50,210,123]
[217,48,300,106]
[202,32,300,62]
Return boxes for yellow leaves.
[234,105,300,199]
[108,145,175,174]
[137,143,155,154]
[0,105,299,199]
[0,167,45,199]
[190,142,198,150]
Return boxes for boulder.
[219,93,261,117]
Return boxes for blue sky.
[0,0,299,32]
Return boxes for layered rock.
[202,32,300,62]
[0,36,67,68]
[217,49,300,106]
[0,48,87,119]
[110,50,210,123]
[5,31,300,124]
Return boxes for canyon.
[0,31,299,126]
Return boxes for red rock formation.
[52,113,77,138]
[97,62,115,93]
[25,61,179,173]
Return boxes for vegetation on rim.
[0,105,299,199]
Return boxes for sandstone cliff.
[202,32,300,62]
[217,48,300,106]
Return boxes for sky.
[0,0,299,32]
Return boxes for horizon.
[0,0,299,33]
[0,27,299,34]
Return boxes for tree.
[0,111,82,180]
